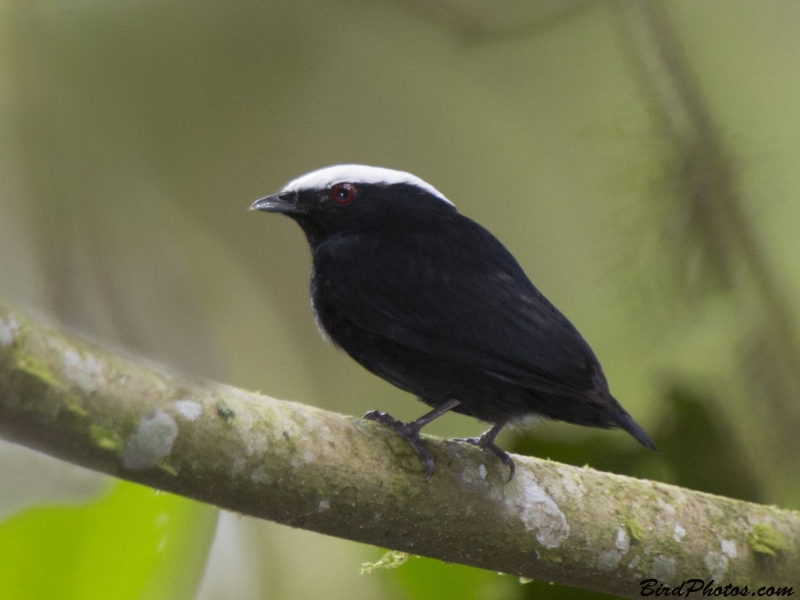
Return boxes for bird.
[251,164,656,481]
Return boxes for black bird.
[251,165,655,481]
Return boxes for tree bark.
[0,298,798,598]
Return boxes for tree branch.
[0,298,798,597]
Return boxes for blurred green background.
[1,1,799,598]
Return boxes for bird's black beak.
[249,192,305,214]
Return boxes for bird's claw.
[455,435,516,482]
[362,411,435,480]
[362,410,402,430]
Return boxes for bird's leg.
[363,399,461,480]
[455,423,515,482]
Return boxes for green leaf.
[0,480,217,600]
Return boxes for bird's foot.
[362,410,434,480]
[455,431,515,482]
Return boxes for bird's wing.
[313,219,600,398]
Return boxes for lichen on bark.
[0,299,799,598]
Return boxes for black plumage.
[252,165,655,481]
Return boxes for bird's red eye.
[330,183,356,205]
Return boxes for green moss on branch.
[0,299,799,598]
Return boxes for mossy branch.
[0,299,798,598]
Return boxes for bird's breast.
[309,270,332,343]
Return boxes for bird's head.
[250,165,456,246]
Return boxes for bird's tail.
[591,368,657,450]
[614,410,657,451]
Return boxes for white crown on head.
[280,165,454,206]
